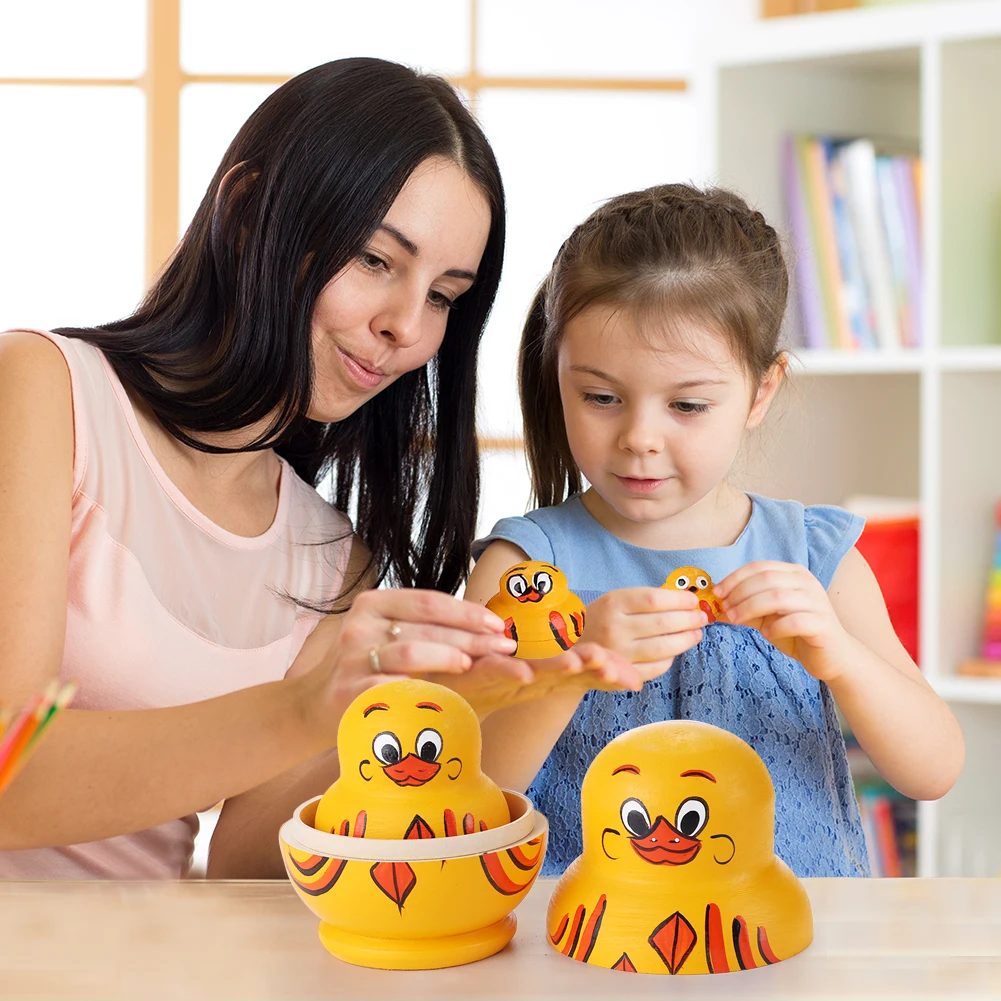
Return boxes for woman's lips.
[616,476,666,493]
[338,348,385,389]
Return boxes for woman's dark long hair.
[55,58,505,598]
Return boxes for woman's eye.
[673,401,711,415]
[427,289,457,313]
[360,252,388,272]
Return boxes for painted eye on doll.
[673,575,690,590]
[415,728,443,763]
[620,798,652,838]
[372,731,403,765]
[506,574,529,598]
[675,797,709,838]
[696,576,709,590]
[533,571,553,595]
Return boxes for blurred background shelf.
[701,0,1001,877]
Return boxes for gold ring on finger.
[369,646,383,673]
[388,619,402,641]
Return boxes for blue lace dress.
[472,493,871,878]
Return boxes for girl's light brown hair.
[518,182,789,508]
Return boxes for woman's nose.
[373,289,424,348]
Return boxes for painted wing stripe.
[757,925,780,965]
[576,894,607,963]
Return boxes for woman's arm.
[0,334,512,852]
[716,549,965,800]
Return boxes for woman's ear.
[212,161,260,249]
[745,353,787,430]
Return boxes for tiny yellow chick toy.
[486,561,586,658]
[315,679,510,842]
[548,720,812,975]
[662,566,728,624]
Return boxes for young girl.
[466,183,964,877]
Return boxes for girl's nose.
[618,419,664,455]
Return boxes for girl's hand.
[714,561,852,681]
[441,642,641,719]
[581,587,708,680]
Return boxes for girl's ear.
[745,353,787,430]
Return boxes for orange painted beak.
[515,587,543,603]
[629,816,701,866]
[383,754,441,787]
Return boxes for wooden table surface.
[1,877,1000,999]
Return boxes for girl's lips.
[616,475,666,493]
[338,348,385,389]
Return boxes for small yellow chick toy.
[486,561,586,658]
[662,566,728,624]
[548,720,812,975]
[315,679,510,843]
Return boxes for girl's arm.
[465,540,706,792]
[0,334,511,852]
[716,549,964,800]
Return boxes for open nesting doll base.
[318,913,517,970]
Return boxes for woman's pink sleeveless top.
[0,330,352,879]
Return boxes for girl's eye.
[427,289,457,314]
[673,401,711,415]
[582,392,618,407]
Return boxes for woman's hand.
[440,642,641,720]
[289,588,517,741]
[581,586,707,680]
[714,561,851,681]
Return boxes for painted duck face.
[581,721,775,879]
[496,562,570,607]
[336,680,482,792]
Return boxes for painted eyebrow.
[568,364,727,390]
[363,703,390,718]
[612,764,640,776]
[508,565,527,573]
[680,769,716,783]
[378,223,478,282]
[416,702,442,712]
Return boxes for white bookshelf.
[697,0,1001,877]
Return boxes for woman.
[0,58,631,879]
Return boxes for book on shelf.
[781,133,922,351]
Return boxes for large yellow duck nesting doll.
[486,561,586,658]
[548,720,812,975]
[662,566,728,624]
[315,679,510,841]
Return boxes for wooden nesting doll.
[547,720,812,975]
[486,561,586,658]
